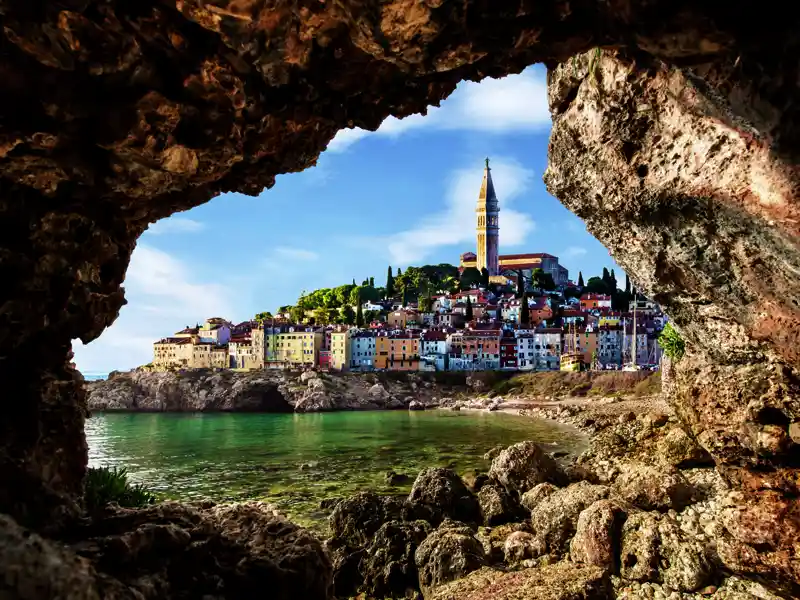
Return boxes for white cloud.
[145,216,205,235]
[564,246,588,258]
[72,245,233,375]
[354,157,535,265]
[273,246,319,261]
[326,67,550,153]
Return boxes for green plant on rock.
[84,466,157,512]
[659,322,686,361]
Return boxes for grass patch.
[85,466,157,512]
[658,323,685,361]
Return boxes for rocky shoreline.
[317,395,786,600]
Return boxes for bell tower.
[476,157,500,275]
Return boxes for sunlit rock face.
[544,50,800,592]
[0,0,799,581]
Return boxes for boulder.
[329,492,405,549]
[503,531,543,566]
[489,441,566,497]
[612,463,694,511]
[656,427,714,468]
[569,499,629,572]
[294,387,337,412]
[387,398,405,409]
[407,468,480,525]
[529,482,610,556]
[385,471,412,487]
[619,512,713,592]
[300,370,319,382]
[414,526,486,593]
[328,545,364,599]
[409,400,425,411]
[427,562,611,600]
[521,482,558,512]
[477,483,522,526]
[475,522,532,564]
[360,519,432,599]
[368,383,390,399]
[483,445,505,462]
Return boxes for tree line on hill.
[254,262,640,327]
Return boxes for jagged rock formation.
[1,0,800,596]
[85,369,460,412]
[544,50,800,592]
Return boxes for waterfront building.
[330,330,351,371]
[350,331,376,371]
[580,293,612,310]
[198,318,231,345]
[500,332,518,369]
[376,332,419,371]
[271,329,322,367]
[420,330,448,372]
[533,328,562,370]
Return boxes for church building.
[459,158,569,287]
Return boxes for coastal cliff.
[85,369,469,413]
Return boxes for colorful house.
[580,293,612,310]
[350,331,376,371]
[376,332,420,371]
[330,330,351,371]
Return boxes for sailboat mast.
[631,292,637,367]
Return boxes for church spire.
[476,157,500,276]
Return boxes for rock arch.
[0,0,798,592]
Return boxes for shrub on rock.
[488,441,567,497]
[407,468,480,525]
[414,525,486,593]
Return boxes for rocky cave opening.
[0,1,798,598]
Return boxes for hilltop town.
[151,160,668,375]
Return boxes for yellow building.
[153,338,227,370]
[598,315,621,327]
[271,330,322,367]
[376,334,420,371]
[330,331,351,371]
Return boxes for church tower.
[476,157,500,275]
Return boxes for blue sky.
[73,64,620,375]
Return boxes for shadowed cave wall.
[0,0,798,592]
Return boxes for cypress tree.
[480,268,490,289]
[465,295,473,321]
[519,292,530,327]
[625,273,631,295]
[356,301,364,327]
[602,267,610,286]
[352,278,356,286]
[578,271,585,287]
[610,268,618,293]
[402,285,409,307]
[369,276,374,288]
[397,267,402,277]
[516,271,525,298]
[385,266,394,299]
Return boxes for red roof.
[500,252,555,260]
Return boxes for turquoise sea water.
[86,411,585,528]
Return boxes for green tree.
[516,271,525,298]
[418,295,433,313]
[625,273,631,295]
[578,271,585,287]
[402,285,410,307]
[385,266,395,299]
[532,268,556,291]
[610,268,618,293]
[465,296,473,321]
[352,278,356,286]
[340,304,355,325]
[460,267,482,290]
[659,322,685,361]
[255,311,273,322]
[602,267,611,287]
[397,267,402,277]
[480,268,490,288]
[278,305,292,314]
[585,276,607,294]
[369,276,374,287]
[363,309,378,324]
[356,302,364,327]
[519,292,530,327]
[290,305,305,323]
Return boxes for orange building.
[375,333,420,371]
[580,293,612,310]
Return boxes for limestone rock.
[407,468,480,525]
[613,463,694,511]
[475,522,532,564]
[529,482,610,556]
[569,499,629,572]
[409,400,425,411]
[521,483,558,512]
[656,427,714,468]
[414,526,486,593]
[300,370,319,383]
[503,531,543,566]
[477,483,522,526]
[360,519,432,599]
[427,562,611,600]
[368,383,390,400]
[489,441,566,497]
[329,492,405,549]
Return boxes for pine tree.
[578,271,585,287]
[356,301,364,327]
[465,296,473,321]
[385,266,394,299]
[519,292,530,327]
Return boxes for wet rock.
[368,383,391,400]
[329,545,364,599]
[521,482,558,511]
[483,445,505,462]
[300,370,319,383]
[329,491,405,549]
[414,526,486,594]
[620,512,713,592]
[613,463,694,511]
[427,562,611,600]
[529,481,610,556]
[475,522,532,564]
[477,482,522,526]
[489,441,566,497]
[385,471,412,486]
[387,398,405,410]
[570,499,629,572]
[462,471,489,493]
[407,468,480,525]
[409,400,425,411]
[360,519,432,599]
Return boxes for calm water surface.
[86,411,585,528]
